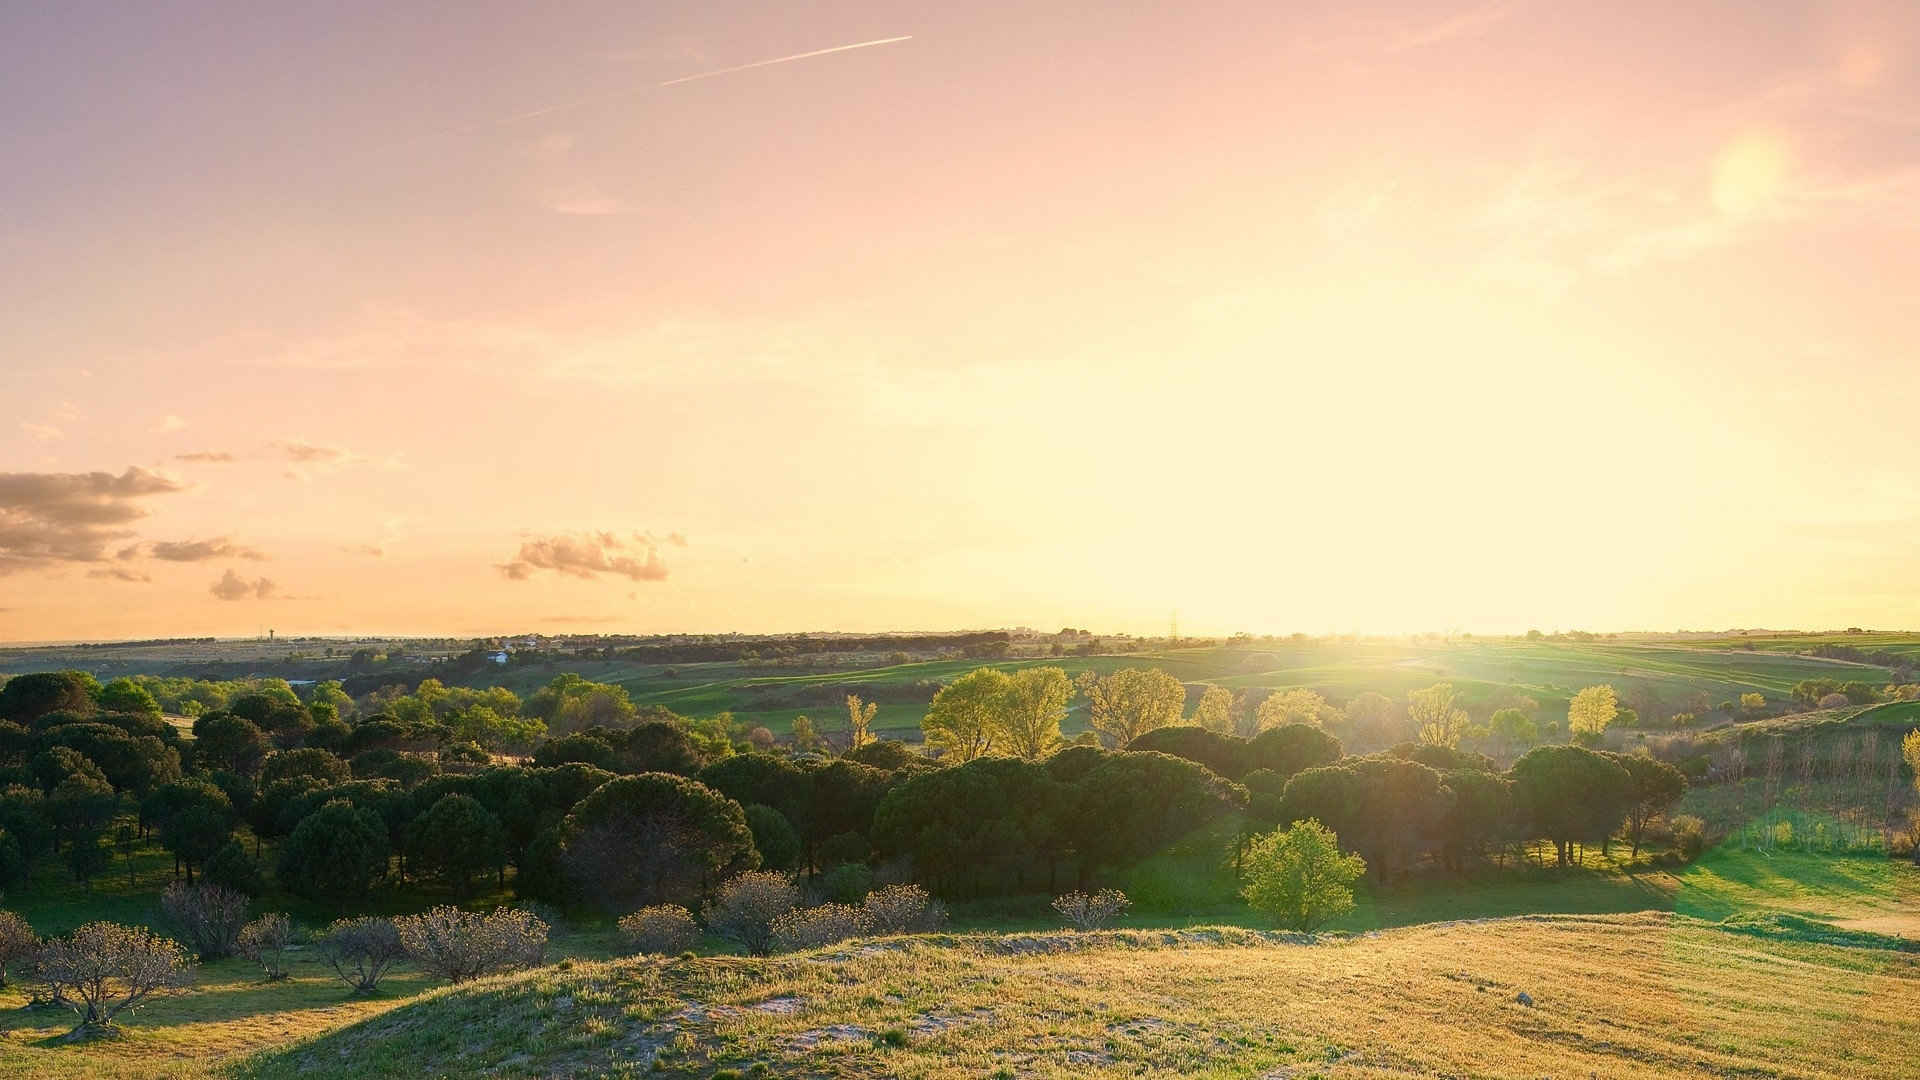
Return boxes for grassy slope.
[233,913,1920,1079]
[6,851,1913,1079]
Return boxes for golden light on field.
[2,2,1918,640]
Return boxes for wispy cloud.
[149,537,267,562]
[176,451,235,464]
[87,567,152,584]
[153,414,188,433]
[656,35,912,87]
[1385,2,1519,54]
[499,530,675,583]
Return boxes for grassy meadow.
[231,912,1919,1080]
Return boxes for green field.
[445,637,1915,744]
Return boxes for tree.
[1739,692,1767,717]
[1240,819,1365,931]
[1127,725,1250,780]
[1190,686,1235,734]
[0,671,97,725]
[1001,667,1070,759]
[845,695,878,751]
[191,713,270,776]
[1488,707,1538,753]
[1615,754,1687,858]
[35,922,192,1034]
[1079,668,1185,746]
[1257,689,1334,731]
[1567,685,1618,744]
[1341,691,1401,748]
[277,799,390,903]
[743,803,802,871]
[1408,683,1469,748]
[1509,745,1633,867]
[394,906,547,983]
[1278,757,1451,881]
[411,793,505,898]
[922,667,1011,762]
[259,747,351,788]
[560,773,757,911]
[1069,752,1247,875]
[1244,724,1342,780]
[99,678,161,717]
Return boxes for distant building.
[488,650,509,664]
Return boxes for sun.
[1712,132,1792,218]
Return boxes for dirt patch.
[786,1024,869,1051]
[908,1008,993,1037]
[749,996,804,1015]
[1834,914,1920,940]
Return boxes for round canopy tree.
[559,773,757,912]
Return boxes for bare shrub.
[35,922,192,1033]
[857,884,947,935]
[617,905,700,955]
[703,871,799,956]
[236,913,293,981]
[393,906,548,983]
[160,881,250,960]
[0,911,39,989]
[1051,889,1131,931]
[770,903,861,952]
[316,917,404,994]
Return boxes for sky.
[3,0,1919,642]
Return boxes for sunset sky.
[4,1,1918,641]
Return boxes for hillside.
[236,913,1919,1079]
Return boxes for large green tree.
[1241,818,1366,931]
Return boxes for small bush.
[316,917,403,994]
[858,884,946,935]
[704,871,799,956]
[618,905,700,955]
[393,906,548,983]
[160,882,250,960]
[818,861,874,904]
[1051,889,1130,931]
[236,913,293,981]
[0,911,38,989]
[1669,815,1708,862]
[770,903,861,952]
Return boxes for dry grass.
[235,913,1920,1079]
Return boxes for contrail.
[657,35,912,87]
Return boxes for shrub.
[394,906,548,983]
[35,922,193,1032]
[236,913,293,981]
[1670,814,1708,862]
[202,839,265,896]
[818,861,874,904]
[1051,889,1130,931]
[618,905,701,955]
[0,911,37,988]
[770,903,861,952]
[316,917,404,994]
[160,882,250,960]
[704,871,799,956]
[857,884,946,935]
[1239,819,1365,932]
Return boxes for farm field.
[480,636,1916,741]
